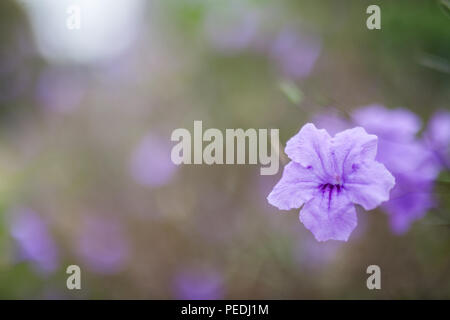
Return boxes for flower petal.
[344,160,395,210]
[285,123,332,180]
[267,161,319,210]
[427,110,450,149]
[300,190,357,242]
[383,175,435,234]
[425,110,450,167]
[352,104,422,142]
[377,139,440,180]
[331,127,378,178]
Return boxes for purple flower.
[76,216,130,274]
[352,104,422,142]
[378,142,438,234]
[383,175,435,234]
[10,207,59,273]
[129,133,178,187]
[270,29,321,79]
[352,105,440,233]
[267,123,395,242]
[424,110,450,168]
[173,268,224,300]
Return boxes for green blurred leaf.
[279,81,303,105]
[418,53,450,74]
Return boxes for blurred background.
[0,0,449,299]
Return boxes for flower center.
[318,183,343,194]
[318,183,344,209]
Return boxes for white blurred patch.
[19,0,145,64]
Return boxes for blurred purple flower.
[268,123,395,242]
[173,268,224,300]
[313,105,444,233]
[10,207,59,273]
[76,216,130,274]
[316,106,440,178]
[35,67,86,114]
[352,104,422,142]
[352,105,441,233]
[130,133,178,187]
[383,175,436,234]
[424,110,450,168]
[270,29,321,79]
